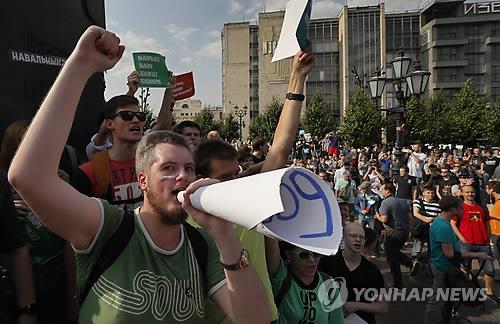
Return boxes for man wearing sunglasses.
[73,94,149,211]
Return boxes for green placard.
[132,52,171,88]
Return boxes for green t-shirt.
[76,199,226,323]
[271,260,344,324]
[186,219,278,323]
[429,216,461,272]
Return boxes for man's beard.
[147,189,187,225]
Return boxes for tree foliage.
[447,79,498,146]
[403,91,449,145]
[219,113,240,141]
[249,98,283,142]
[193,109,219,138]
[401,79,499,146]
[339,89,382,147]
[301,92,337,138]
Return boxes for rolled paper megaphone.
[177,167,342,256]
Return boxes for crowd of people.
[0,25,499,324]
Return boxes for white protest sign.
[272,0,312,62]
[344,313,368,324]
[178,167,342,256]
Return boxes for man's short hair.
[172,120,201,134]
[439,195,463,212]
[194,140,238,177]
[486,181,500,193]
[400,165,409,172]
[381,182,396,195]
[104,95,139,118]
[135,130,191,175]
[420,184,435,192]
[252,137,266,151]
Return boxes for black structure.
[0,0,106,152]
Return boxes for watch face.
[239,249,250,268]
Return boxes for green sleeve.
[270,259,288,296]
[199,229,226,297]
[328,305,344,324]
[74,199,124,295]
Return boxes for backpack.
[90,151,113,199]
[90,151,143,208]
[78,209,208,306]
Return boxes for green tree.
[403,91,450,145]
[448,79,498,146]
[249,98,283,142]
[193,108,219,138]
[301,92,336,138]
[220,113,240,141]
[339,89,382,147]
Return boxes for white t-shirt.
[407,152,427,178]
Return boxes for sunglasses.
[111,111,147,122]
[292,251,322,260]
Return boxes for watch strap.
[220,248,249,271]
[285,92,305,101]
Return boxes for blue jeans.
[461,243,495,276]
[424,265,453,324]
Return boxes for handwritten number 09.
[263,170,334,239]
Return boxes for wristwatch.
[17,303,38,317]
[220,248,250,271]
[285,92,305,101]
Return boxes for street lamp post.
[233,105,247,142]
[368,50,431,177]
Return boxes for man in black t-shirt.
[392,165,416,200]
[482,149,499,183]
[436,166,458,199]
[319,223,387,324]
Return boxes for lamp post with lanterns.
[367,50,431,176]
[233,104,247,142]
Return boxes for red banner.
[172,72,195,100]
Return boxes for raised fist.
[72,25,125,73]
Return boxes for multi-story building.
[172,99,203,122]
[222,1,500,135]
[307,18,340,117]
[385,11,421,109]
[173,99,222,123]
[420,0,500,101]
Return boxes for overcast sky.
[104,0,428,113]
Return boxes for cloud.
[228,0,244,13]
[242,0,287,19]
[312,0,344,19]
[198,39,222,59]
[207,30,221,38]
[165,24,199,43]
[181,56,193,65]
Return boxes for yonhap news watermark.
[318,278,487,312]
